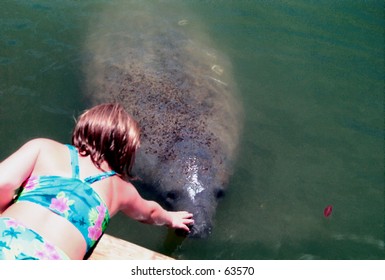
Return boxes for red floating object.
[323,205,333,217]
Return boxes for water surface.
[0,0,383,259]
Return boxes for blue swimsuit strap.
[66,144,80,178]
[84,171,117,184]
[65,144,116,183]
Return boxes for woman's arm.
[120,185,194,232]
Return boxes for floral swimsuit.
[0,144,116,259]
[0,217,69,260]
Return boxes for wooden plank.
[89,234,173,260]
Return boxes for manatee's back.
[83,1,243,177]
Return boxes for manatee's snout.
[174,209,213,238]
[188,212,212,238]
[158,148,228,239]
[164,185,223,239]
[169,201,215,239]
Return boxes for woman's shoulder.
[113,175,135,189]
[24,138,62,147]
[22,138,67,156]
[113,177,138,197]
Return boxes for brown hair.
[72,103,140,179]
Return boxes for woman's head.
[72,103,141,178]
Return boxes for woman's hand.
[167,211,194,233]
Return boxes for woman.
[0,103,193,260]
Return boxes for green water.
[0,0,383,259]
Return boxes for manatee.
[82,2,243,238]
